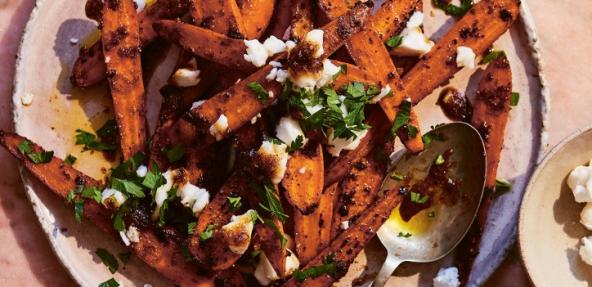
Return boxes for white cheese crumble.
[298,167,306,174]
[172,68,201,87]
[101,188,127,208]
[269,61,283,68]
[391,12,434,56]
[244,36,288,67]
[251,113,262,124]
[69,37,79,45]
[456,46,476,69]
[285,249,300,277]
[104,56,111,64]
[209,114,229,141]
[222,209,257,255]
[568,164,592,202]
[276,117,307,148]
[152,169,176,220]
[254,249,300,286]
[136,165,148,178]
[119,230,131,246]
[326,129,368,157]
[126,225,140,244]
[581,236,592,265]
[285,40,296,51]
[304,29,324,58]
[289,59,341,90]
[582,203,592,230]
[340,221,350,230]
[369,85,392,104]
[191,100,206,110]
[134,0,146,12]
[21,93,34,106]
[263,36,287,56]
[433,266,461,287]
[257,140,290,184]
[178,183,210,215]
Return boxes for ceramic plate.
[13,0,549,286]
[519,125,592,287]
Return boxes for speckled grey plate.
[13,0,549,286]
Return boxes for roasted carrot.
[403,0,521,104]
[101,0,147,160]
[239,0,276,38]
[267,0,292,38]
[254,221,289,276]
[85,0,103,22]
[317,0,349,21]
[317,183,339,252]
[369,0,421,40]
[293,209,321,264]
[282,143,324,214]
[0,132,214,286]
[290,0,314,41]
[190,0,247,38]
[282,185,404,287]
[71,0,189,87]
[456,53,513,281]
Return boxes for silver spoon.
[371,122,486,287]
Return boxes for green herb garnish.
[495,178,512,196]
[111,178,144,198]
[142,165,164,190]
[64,154,77,166]
[227,196,242,212]
[386,35,403,48]
[510,92,520,107]
[286,135,304,153]
[434,154,445,165]
[398,232,412,238]
[257,180,289,222]
[293,255,337,282]
[264,218,288,248]
[75,129,116,152]
[17,139,53,164]
[118,251,132,264]
[165,144,185,163]
[81,186,102,204]
[247,81,270,101]
[187,222,197,235]
[480,50,506,64]
[98,278,119,287]
[199,224,217,242]
[410,192,429,204]
[433,0,474,16]
[389,172,405,181]
[95,248,119,273]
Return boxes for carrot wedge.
[0,132,214,286]
[101,0,147,160]
[283,186,404,287]
[403,0,521,104]
[254,221,289,276]
[318,0,349,21]
[152,20,254,71]
[71,0,189,87]
[240,0,276,39]
[282,143,324,214]
[369,0,422,40]
[190,0,247,37]
[290,0,314,41]
[456,53,513,280]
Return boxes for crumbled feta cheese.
[276,117,307,148]
[326,129,368,157]
[257,140,289,184]
[69,37,79,45]
[433,267,460,287]
[369,85,392,104]
[582,203,592,230]
[105,56,111,63]
[285,40,296,51]
[101,188,127,208]
[222,209,256,255]
[268,91,275,98]
[209,114,229,141]
[456,46,476,69]
[263,36,287,56]
[178,183,210,215]
[275,69,289,83]
[191,100,206,110]
[144,284,153,287]
[126,225,140,243]
[134,0,146,12]
[136,165,148,178]
[568,165,592,202]
[172,68,201,87]
[21,93,34,106]
[152,169,176,220]
[298,167,306,174]
[316,59,341,88]
[581,236,592,265]
[289,59,341,90]
[284,249,300,276]
[255,249,300,285]
[119,230,131,246]
[304,29,324,58]
[269,61,283,68]
[266,68,278,81]
[391,12,434,56]
[340,221,350,230]
[251,113,262,124]
[244,39,269,67]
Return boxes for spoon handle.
[372,253,404,287]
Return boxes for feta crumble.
[191,100,206,110]
[289,59,341,90]
[136,165,148,178]
[101,188,127,208]
[263,36,287,56]
[254,249,300,286]
[134,0,146,12]
[326,129,368,157]
[178,183,210,215]
[172,68,201,87]
[126,225,140,243]
[152,169,176,220]
[433,267,460,287]
[209,114,229,141]
[298,167,306,174]
[222,209,257,255]
[304,29,324,58]
[21,93,34,106]
[391,12,434,56]
[69,37,79,45]
[340,221,350,230]
[456,46,476,69]
[257,140,290,184]
[369,85,392,104]
[251,113,262,124]
[244,36,288,67]
[276,117,307,148]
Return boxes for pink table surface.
[0,0,590,286]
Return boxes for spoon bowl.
[372,122,486,287]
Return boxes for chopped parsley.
[422,124,446,148]
[95,248,119,273]
[510,92,520,107]
[98,278,119,287]
[112,199,136,231]
[75,129,116,152]
[180,244,194,262]
[111,178,144,198]
[434,154,445,165]
[433,0,474,16]
[227,196,242,212]
[479,50,506,64]
[199,224,217,242]
[64,154,77,166]
[17,139,53,164]
[142,165,164,190]
[264,218,288,248]
[410,192,429,204]
[292,255,337,282]
[398,232,412,238]
[389,172,405,181]
[390,99,418,139]
[495,178,512,196]
[118,251,132,264]
[257,180,288,222]
[187,222,197,235]
[386,35,403,48]
[164,144,185,163]
[74,199,85,223]
[80,186,102,203]
[286,135,304,153]
[247,81,270,101]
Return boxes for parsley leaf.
[199,224,217,242]
[434,154,445,165]
[398,232,412,238]
[386,35,403,48]
[156,187,177,227]
[142,165,164,190]
[480,50,506,64]
[433,0,474,16]
[81,186,102,203]
[64,154,77,166]
[227,196,242,212]
[286,135,304,153]
[187,222,197,235]
[17,139,53,164]
[98,278,119,287]
[247,81,270,101]
[495,178,512,196]
[17,139,32,154]
[391,100,412,137]
[165,144,185,163]
[410,192,429,204]
[75,129,117,152]
[74,199,85,223]
[257,180,289,222]
[510,92,520,107]
[111,178,145,198]
[293,255,337,282]
[389,172,405,181]
[96,248,119,273]
[264,218,287,248]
